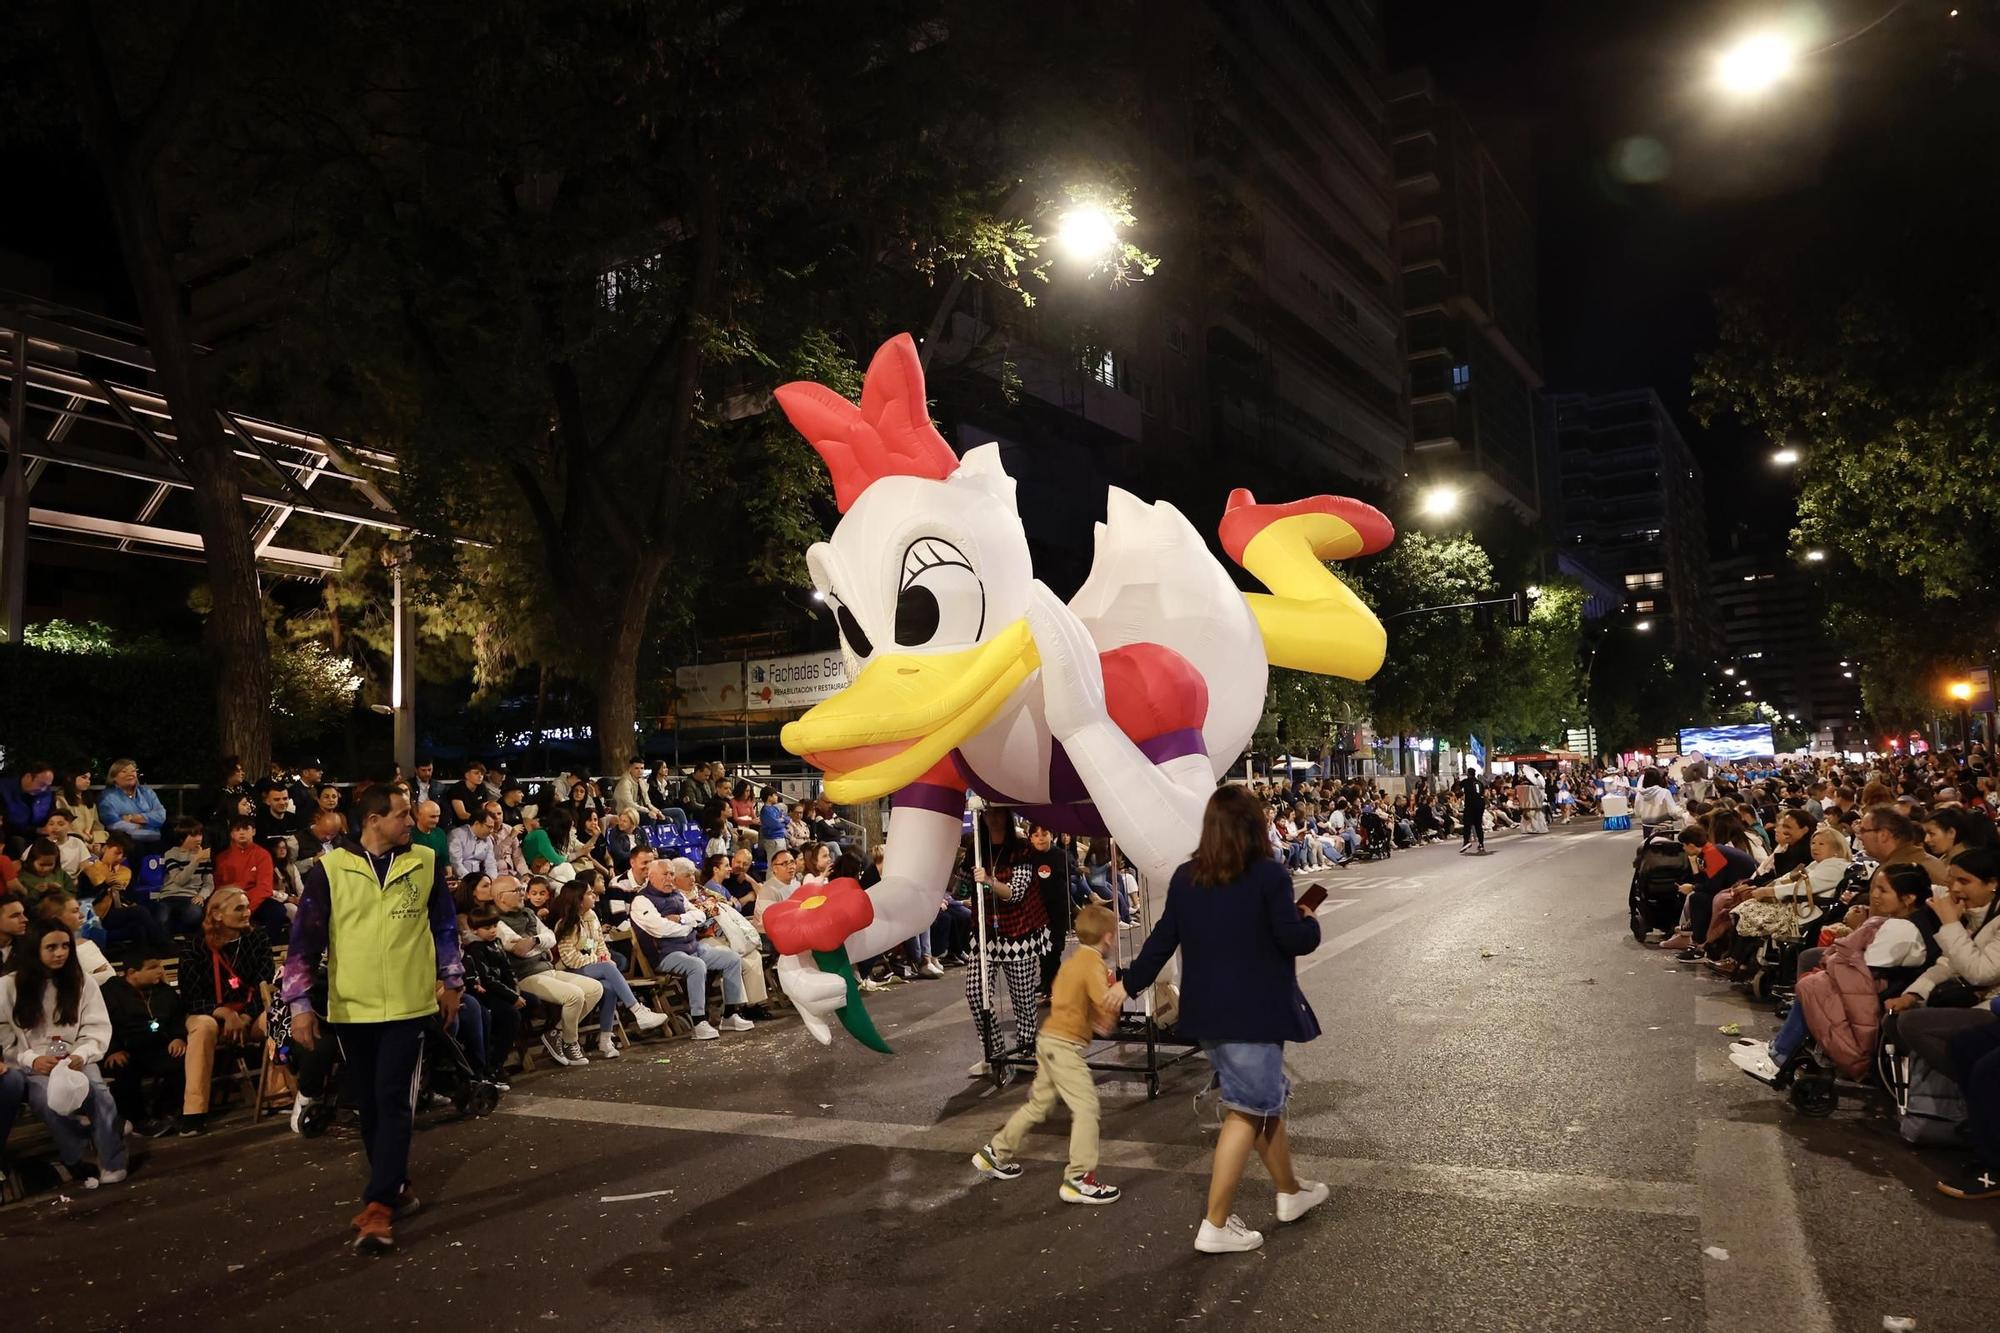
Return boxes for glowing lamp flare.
[1055,205,1121,262]
[1715,32,1797,96]
[1950,682,1974,702]
[1419,485,1460,519]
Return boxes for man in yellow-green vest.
[283,785,463,1256]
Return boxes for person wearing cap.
[287,761,326,823]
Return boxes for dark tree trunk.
[594,549,670,775]
[73,5,273,772]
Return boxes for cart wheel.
[1629,907,1649,942]
[469,1084,499,1117]
[1790,1075,1837,1118]
[1147,1074,1160,1100]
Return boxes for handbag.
[714,902,761,957]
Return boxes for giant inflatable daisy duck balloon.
[767,333,1392,1046]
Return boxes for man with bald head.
[410,800,451,879]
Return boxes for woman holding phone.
[1121,783,1327,1255]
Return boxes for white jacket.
[0,973,112,1065]
[1906,901,2000,1001]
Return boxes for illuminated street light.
[1419,485,1461,519]
[1714,31,1798,97]
[1723,667,1736,677]
[1842,671,1854,679]
[810,590,825,601]
[1054,205,1121,263]
[1634,619,1653,632]
[1772,446,1801,465]
[1950,681,1974,702]
[1804,549,1826,562]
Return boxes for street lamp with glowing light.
[1950,681,1974,703]
[1635,620,1653,632]
[1772,446,1800,466]
[1418,485,1460,519]
[1723,667,1736,677]
[1054,205,1120,264]
[1804,549,1826,562]
[1715,31,1798,97]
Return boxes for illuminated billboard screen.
[1678,723,1777,761]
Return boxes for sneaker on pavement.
[691,1020,720,1041]
[290,1094,318,1136]
[721,1013,755,1032]
[1194,1214,1264,1253]
[1936,1162,2000,1200]
[486,1070,513,1092]
[1675,947,1706,963]
[1727,1041,1781,1084]
[351,1201,396,1255]
[632,1006,671,1032]
[394,1184,422,1217]
[174,1114,206,1137]
[971,1144,1023,1180]
[540,1031,575,1066]
[922,959,946,978]
[84,1167,127,1189]
[1660,933,1694,951]
[1059,1173,1121,1205]
[561,1041,590,1064]
[966,1058,990,1078]
[597,1035,621,1059]
[1276,1180,1329,1223]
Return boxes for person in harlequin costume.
[762,333,1391,1046]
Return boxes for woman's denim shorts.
[1200,1039,1290,1118]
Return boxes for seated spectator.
[1661,825,1756,961]
[703,812,732,859]
[0,892,29,974]
[442,760,488,829]
[785,801,812,848]
[719,848,760,917]
[96,759,165,849]
[459,904,523,1087]
[604,810,637,877]
[550,875,669,1059]
[33,892,113,982]
[450,803,502,880]
[612,758,662,826]
[1729,862,1936,1083]
[82,833,171,955]
[154,818,211,937]
[520,808,568,880]
[1880,847,2000,1069]
[101,945,187,1137]
[1924,804,1991,870]
[796,841,833,888]
[491,875,602,1067]
[0,918,128,1187]
[35,809,89,878]
[301,807,342,860]
[10,838,73,899]
[629,857,756,1040]
[175,886,275,1135]
[810,795,859,850]
[603,846,650,923]
[726,782,760,850]
[0,761,56,848]
[1858,804,1950,884]
[54,768,106,852]
[252,781,300,860]
[526,876,555,924]
[756,847,801,930]
[214,815,288,938]
[573,810,616,880]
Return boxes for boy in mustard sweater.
[972,904,1125,1204]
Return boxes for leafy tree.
[1484,582,1584,753]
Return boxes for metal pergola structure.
[0,293,423,766]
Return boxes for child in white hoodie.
[0,918,128,1187]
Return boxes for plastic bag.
[46,1061,90,1116]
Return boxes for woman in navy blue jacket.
[1122,784,1329,1255]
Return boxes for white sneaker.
[632,1006,671,1032]
[691,1020,720,1041]
[1194,1214,1264,1253]
[1728,1040,1781,1084]
[289,1093,317,1135]
[966,1059,990,1078]
[922,959,946,978]
[1276,1180,1330,1223]
[721,1013,755,1032]
[597,1035,621,1059]
[85,1168,128,1189]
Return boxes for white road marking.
[502,1093,1696,1219]
[1695,1122,1834,1333]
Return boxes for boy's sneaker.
[1727,1039,1781,1085]
[971,1144,1023,1180]
[691,1020,720,1041]
[1276,1179,1329,1223]
[1059,1173,1120,1205]
[597,1035,621,1059]
[721,1013,755,1032]
[1935,1163,2000,1200]
[84,1167,127,1189]
[1194,1214,1264,1253]
[351,1202,396,1254]
[290,1094,319,1136]
[540,1031,575,1066]
[561,1041,590,1065]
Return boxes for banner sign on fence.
[745,651,851,711]
[673,662,745,716]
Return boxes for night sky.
[3,2,1955,561]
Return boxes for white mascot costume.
[759,334,1393,1048]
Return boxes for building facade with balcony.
[1386,70,1543,520]
[1708,552,1861,732]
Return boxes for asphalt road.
[6,824,1997,1331]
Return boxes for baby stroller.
[418,1013,501,1118]
[1354,810,1394,862]
[1627,832,1686,941]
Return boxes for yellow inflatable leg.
[1220,491,1390,681]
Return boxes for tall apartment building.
[1386,70,1543,519]
[1708,552,1860,731]
[934,0,1406,591]
[1544,389,1711,657]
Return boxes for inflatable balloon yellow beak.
[782,620,1040,802]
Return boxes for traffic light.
[1507,591,1529,627]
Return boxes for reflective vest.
[322,843,439,1024]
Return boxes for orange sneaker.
[351,1201,396,1255]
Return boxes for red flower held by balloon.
[763,877,874,958]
